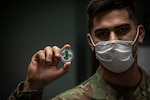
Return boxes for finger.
[33,50,45,64]
[52,46,61,59]
[44,46,53,62]
[57,62,71,76]
[61,44,71,50]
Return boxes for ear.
[86,33,95,51]
[138,25,145,44]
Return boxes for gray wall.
[135,0,150,74]
[2,0,91,99]
[138,46,150,74]
[1,0,150,100]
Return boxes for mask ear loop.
[132,26,140,45]
[132,26,140,58]
[89,35,96,46]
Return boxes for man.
[8,0,150,100]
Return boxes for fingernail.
[56,53,60,57]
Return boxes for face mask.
[90,27,139,73]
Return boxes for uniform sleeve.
[8,74,95,100]
[7,81,43,100]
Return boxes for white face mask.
[90,27,139,73]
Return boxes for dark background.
[1,0,150,100]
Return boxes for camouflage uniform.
[8,67,150,100]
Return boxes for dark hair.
[87,0,137,33]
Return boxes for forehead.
[92,9,134,30]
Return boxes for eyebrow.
[94,28,109,33]
[94,23,130,33]
[114,23,130,29]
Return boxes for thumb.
[57,61,71,76]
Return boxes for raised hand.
[23,44,72,91]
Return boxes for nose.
[109,31,119,40]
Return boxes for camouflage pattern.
[8,67,150,100]
[51,67,150,100]
[7,81,43,100]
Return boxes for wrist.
[23,81,44,91]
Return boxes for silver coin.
[61,48,74,63]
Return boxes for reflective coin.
[61,48,74,63]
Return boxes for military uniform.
[8,67,150,100]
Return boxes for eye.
[95,29,110,39]
[114,25,131,35]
